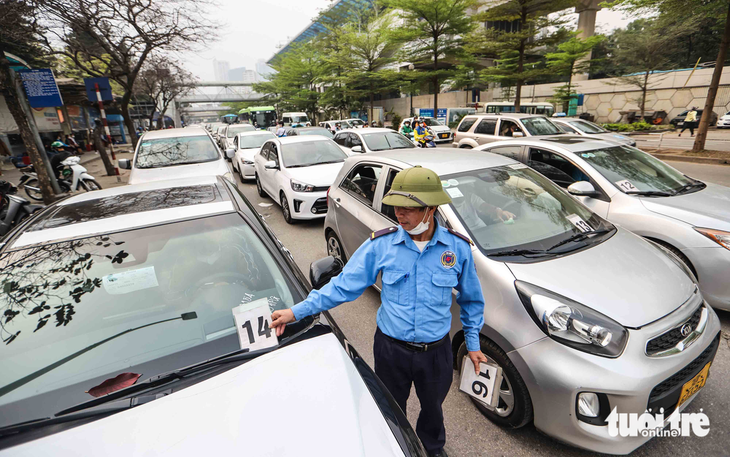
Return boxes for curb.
[649,153,730,165]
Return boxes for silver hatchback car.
[323,149,721,454]
[476,137,730,311]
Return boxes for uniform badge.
[441,250,456,268]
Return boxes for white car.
[716,111,730,128]
[343,118,366,128]
[231,131,276,181]
[333,128,416,154]
[119,128,234,185]
[220,123,257,150]
[254,136,347,223]
[551,118,636,146]
[399,117,452,143]
[281,112,311,127]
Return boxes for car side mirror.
[351,145,363,153]
[513,131,524,138]
[310,256,344,290]
[264,160,278,170]
[118,158,131,169]
[226,148,235,160]
[567,181,600,197]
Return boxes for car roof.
[294,126,329,131]
[141,128,212,140]
[465,113,546,119]
[9,176,236,249]
[238,130,275,137]
[340,128,393,134]
[360,148,516,175]
[480,136,625,153]
[274,136,334,145]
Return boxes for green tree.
[468,0,575,112]
[546,35,604,111]
[389,0,478,115]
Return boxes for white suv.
[452,113,564,148]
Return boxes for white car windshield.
[281,140,347,168]
[446,166,608,256]
[348,119,364,126]
[362,132,415,151]
[416,118,442,127]
[570,120,607,134]
[238,133,275,149]
[291,116,309,123]
[227,125,256,137]
[135,136,219,168]
[521,117,563,135]
[0,211,301,421]
[297,128,334,138]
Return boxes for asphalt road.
[232,161,730,457]
[633,128,730,152]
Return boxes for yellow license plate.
[676,362,711,410]
[440,133,448,138]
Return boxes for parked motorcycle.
[21,156,101,202]
[0,181,43,238]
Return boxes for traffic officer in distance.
[271,166,487,457]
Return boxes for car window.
[488,145,523,161]
[333,133,348,146]
[0,213,303,421]
[280,140,347,168]
[260,143,271,160]
[577,145,694,194]
[135,136,220,169]
[349,133,363,147]
[380,168,400,222]
[498,120,524,137]
[239,133,276,149]
[282,117,291,124]
[361,132,415,151]
[570,120,606,134]
[458,117,477,132]
[557,123,579,134]
[528,148,589,188]
[475,119,497,135]
[445,166,606,255]
[270,145,279,166]
[227,125,256,137]
[297,128,334,138]
[521,117,563,136]
[340,164,382,206]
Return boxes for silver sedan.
[476,137,730,311]
[323,148,721,454]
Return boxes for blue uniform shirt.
[291,223,486,352]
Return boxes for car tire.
[80,179,102,191]
[255,173,267,197]
[460,144,473,149]
[23,178,44,201]
[456,337,533,429]
[280,191,294,224]
[325,230,347,263]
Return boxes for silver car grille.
[645,304,708,357]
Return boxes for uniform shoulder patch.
[370,226,398,240]
[448,228,474,246]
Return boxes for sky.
[180,0,639,81]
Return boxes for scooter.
[416,132,437,148]
[22,156,102,202]
[0,181,43,238]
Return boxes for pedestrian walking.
[271,166,487,457]
[275,120,286,137]
[679,107,698,137]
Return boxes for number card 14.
[232,298,278,352]
[459,356,503,410]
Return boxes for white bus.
[484,102,555,116]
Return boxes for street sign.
[437,108,447,123]
[18,69,63,108]
[419,108,434,118]
[84,77,113,101]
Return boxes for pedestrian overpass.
[172,81,268,125]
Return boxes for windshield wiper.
[625,190,675,197]
[487,248,549,257]
[546,229,611,252]
[674,181,707,195]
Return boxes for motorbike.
[21,156,102,202]
[0,181,43,238]
[416,131,437,148]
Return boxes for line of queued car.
[2,113,729,455]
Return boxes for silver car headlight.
[516,281,628,358]
[290,179,314,192]
[243,159,254,165]
[695,227,730,251]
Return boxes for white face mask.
[406,209,431,236]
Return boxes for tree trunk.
[433,41,439,116]
[93,124,116,176]
[369,89,374,127]
[0,59,56,204]
[120,91,138,146]
[693,2,730,152]
[515,11,527,112]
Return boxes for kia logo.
[680,323,692,337]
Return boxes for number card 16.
[232,298,278,352]
[459,356,503,410]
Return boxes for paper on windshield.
[446,187,464,198]
[102,266,159,295]
[233,298,278,351]
[615,179,638,192]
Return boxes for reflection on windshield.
[0,214,298,419]
[136,136,219,168]
[579,146,692,193]
[282,140,346,167]
[298,128,334,138]
[227,125,256,137]
[363,132,415,151]
[238,133,275,149]
[571,120,606,134]
[521,117,563,135]
[446,166,603,254]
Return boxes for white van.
[282,112,311,127]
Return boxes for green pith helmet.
[382,165,452,207]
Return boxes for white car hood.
[3,333,404,457]
[506,228,696,327]
[129,159,230,185]
[640,183,730,232]
[285,162,344,187]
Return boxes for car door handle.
[335,197,341,204]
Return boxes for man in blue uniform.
[271,166,487,457]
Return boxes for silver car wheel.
[495,375,515,417]
[327,235,342,261]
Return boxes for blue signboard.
[418,108,434,118]
[84,77,113,102]
[18,69,63,108]
[437,108,447,122]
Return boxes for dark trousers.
[374,327,453,453]
[680,121,695,135]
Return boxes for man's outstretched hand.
[271,309,296,337]
[468,350,489,374]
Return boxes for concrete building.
[213,60,230,82]
[256,60,273,79]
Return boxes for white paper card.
[102,267,159,295]
[615,179,638,193]
[459,356,503,409]
[446,187,464,198]
[566,214,593,233]
[232,298,278,352]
